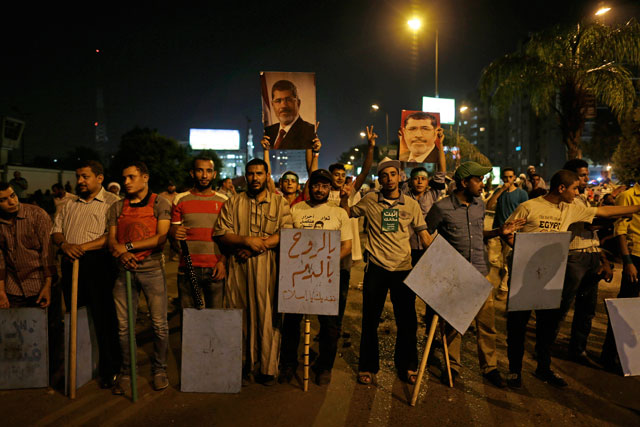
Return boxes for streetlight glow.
[359,132,366,138]
[595,7,611,16]
[459,105,469,113]
[371,104,380,111]
[407,18,422,31]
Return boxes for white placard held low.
[605,298,640,376]
[181,308,242,393]
[0,308,49,389]
[508,232,571,311]
[404,234,493,334]
[64,307,98,394]
[278,229,340,316]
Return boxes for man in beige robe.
[214,158,292,386]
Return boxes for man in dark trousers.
[52,160,121,388]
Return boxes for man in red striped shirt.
[170,157,227,308]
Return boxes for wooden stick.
[410,314,439,406]
[303,316,310,392]
[441,323,453,388]
[69,259,79,399]
[125,271,138,402]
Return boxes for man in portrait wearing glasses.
[263,80,316,150]
[278,169,353,386]
[399,112,443,164]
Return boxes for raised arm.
[596,204,640,218]
[352,126,376,193]
[260,135,278,193]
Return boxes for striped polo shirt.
[171,190,227,268]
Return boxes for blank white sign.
[278,229,340,316]
[181,309,242,393]
[605,298,640,376]
[508,232,571,311]
[404,234,493,334]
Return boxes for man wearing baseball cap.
[341,157,433,386]
[426,161,524,388]
[279,169,353,385]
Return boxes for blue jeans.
[113,266,169,375]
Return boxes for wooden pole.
[411,314,439,406]
[441,323,453,388]
[126,271,138,402]
[69,259,79,399]
[303,316,310,392]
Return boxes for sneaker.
[153,372,169,391]
[534,369,567,388]
[506,372,522,388]
[278,366,295,384]
[483,369,506,388]
[112,374,130,395]
[315,369,332,386]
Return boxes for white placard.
[605,298,640,376]
[64,307,98,394]
[404,234,493,334]
[508,232,571,311]
[278,229,340,315]
[181,309,242,393]
[0,308,48,389]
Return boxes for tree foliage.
[480,20,640,159]
[612,106,640,184]
[110,127,189,192]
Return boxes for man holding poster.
[399,111,444,163]
[279,169,352,386]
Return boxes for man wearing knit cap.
[341,157,433,386]
[279,169,353,385]
[426,161,524,388]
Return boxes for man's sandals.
[398,370,418,385]
[357,372,376,385]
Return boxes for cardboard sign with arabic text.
[278,229,340,315]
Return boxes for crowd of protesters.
[0,128,637,399]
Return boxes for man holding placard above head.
[504,169,640,388]
[279,169,352,386]
[214,158,293,386]
[340,149,433,386]
[426,161,524,388]
[398,111,444,164]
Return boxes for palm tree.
[480,20,640,159]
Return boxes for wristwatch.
[125,242,134,252]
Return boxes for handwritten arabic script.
[278,229,340,315]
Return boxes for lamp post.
[408,17,438,97]
[455,105,468,168]
[371,104,389,146]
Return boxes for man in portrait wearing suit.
[263,80,316,150]
[399,112,443,164]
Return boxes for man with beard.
[52,160,121,388]
[214,158,292,386]
[170,157,227,309]
[427,162,525,388]
[279,169,352,386]
[107,161,172,394]
[263,80,316,150]
[399,112,443,163]
[340,158,433,386]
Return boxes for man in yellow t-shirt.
[504,170,640,389]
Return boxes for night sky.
[2,1,638,170]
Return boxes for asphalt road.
[2,248,639,426]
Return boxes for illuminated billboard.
[189,129,240,150]
[422,97,455,125]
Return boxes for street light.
[359,131,366,138]
[371,104,389,145]
[459,105,468,113]
[408,17,438,97]
[595,6,610,15]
